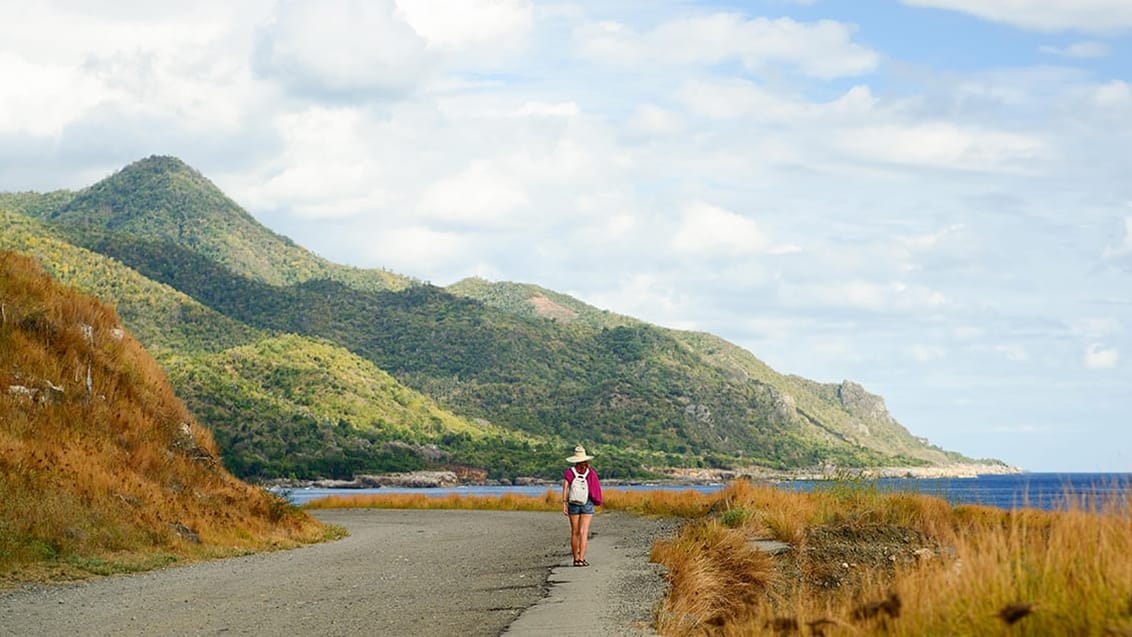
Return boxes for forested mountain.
[0,156,984,480]
[447,281,964,464]
[0,211,556,479]
[20,156,412,293]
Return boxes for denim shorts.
[567,501,595,515]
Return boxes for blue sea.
[278,472,1132,511]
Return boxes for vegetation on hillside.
[0,209,262,355]
[449,279,968,466]
[1,156,991,482]
[164,334,576,480]
[46,155,412,292]
[0,211,593,480]
[66,232,914,471]
[447,276,642,329]
[0,252,330,584]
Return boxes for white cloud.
[1085,344,1119,368]
[367,225,474,274]
[678,78,808,121]
[418,161,529,226]
[603,213,637,238]
[0,52,111,137]
[1093,81,1132,108]
[897,224,968,253]
[0,1,238,63]
[678,80,877,123]
[236,106,389,218]
[835,123,1048,172]
[575,13,878,79]
[901,0,1132,32]
[1039,41,1110,57]
[1103,215,1132,259]
[994,344,1029,361]
[582,274,697,331]
[0,2,265,140]
[1073,317,1122,339]
[990,424,1051,434]
[809,338,863,364]
[395,0,532,50]
[909,344,947,362]
[513,101,580,117]
[744,317,799,341]
[627,104,683,136]
[671,201,769,257]
[785,280,949,312]
[952,326,985,340]
[254,0,430,98]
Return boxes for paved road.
[0,509,675,637]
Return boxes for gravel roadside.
[0,509,677,637]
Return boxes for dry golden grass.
[651,518,776,634]
[303,486,715,516]
[304,489,563,511]
[1,252,332,586]
[645,478,1132,636]
[296,471,1132,635]
[604,487,717,519]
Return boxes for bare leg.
[568,514,582,561]
[577,514,593,562]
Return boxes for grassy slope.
[0,251,329,583]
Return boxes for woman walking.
[562,445,603,566]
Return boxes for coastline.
[261,462,1024,491]
[655,462,1024,483]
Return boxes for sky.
[1,1,1130,472]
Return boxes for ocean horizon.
[280,472,1132,511]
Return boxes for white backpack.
[567,467,590,505]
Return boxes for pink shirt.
[563,466,603,506]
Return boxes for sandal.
[573,559,582,567]
[579,559,589,567]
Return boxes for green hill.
[163,334,558,479]
[0,208,260,355]
[0,209,559,480]
[40,156,412,293]
[1,157,989,480]
[447,277,641,330]
[448,280,962,466]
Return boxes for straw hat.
[566,445,594,463]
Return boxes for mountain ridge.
[1,156,1003,479]
[41,156,413,293]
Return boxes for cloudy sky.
[2,0,1130,472]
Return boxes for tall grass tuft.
[647,477,1132,636]
[652,518,775,633]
